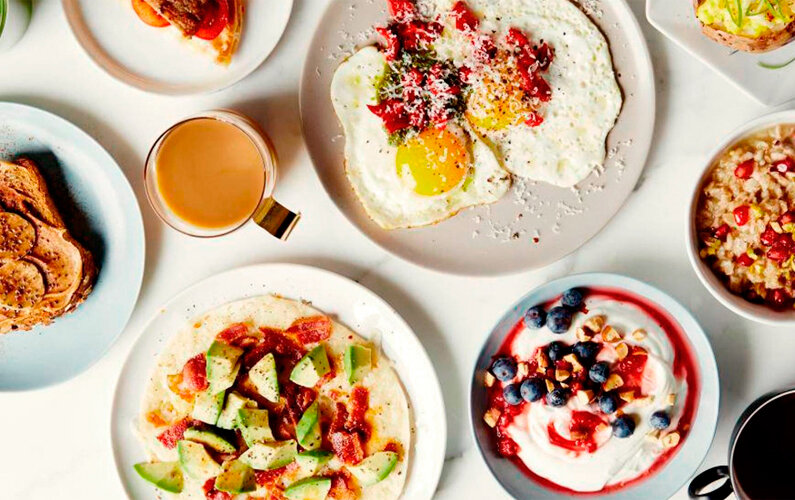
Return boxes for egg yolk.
[465,59,537,131]
[396,127,470,196]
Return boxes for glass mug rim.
[144,110,297,239]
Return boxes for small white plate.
[647,0,795,106]
[62,0,293,95]
[111,263,446,499]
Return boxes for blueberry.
[612,415,636,438]
[589,361,610,384]
[503,384,522,406]
[650,411,671,430]
[573,341,601,363]
[562,288,584,308]
[520,378,546,403]
[598,393,619,414]
[491,357,517,382]
[546,388,569,407]
[547,341,569,362]
[547,306,573,334]
[524,305,546,329]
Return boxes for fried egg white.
[425,0,623,187]
[331,46,511,230]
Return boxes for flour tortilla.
[135,295,411,499]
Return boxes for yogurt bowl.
[470,273,719,499]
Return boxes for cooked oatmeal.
[697,124,795,309]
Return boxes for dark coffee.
[733,394,795,499]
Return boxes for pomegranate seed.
[760,226,778,246]
[769,289,790,308]
[736,254,754,266]
[767,241,791,261]
[780,211,795,225]
[771,157,795,174]
[733,205,751,226]
[713,224,731,241]
[734,159,755,179]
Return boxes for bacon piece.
[330,402,349,433]
[242,328,306,369]
[330,431,365,465]
[376,25,401,61]
[255,465,288,486]
[203,478,232,500]
[156,418,194,449]
[287,316,333,345]
[327,469,359,500]
[216,323,249,344]
[346,386,371,441]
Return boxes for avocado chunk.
[344,345,372,384]
[206,341,244,393]
[177,440,222,479]
[239,440,298,470]
[249,352,280,403]
[348,451,398,486]
[191,390,226,425]
[290,345,330,388]
[217,391,256,430]
[214,459,256,494]
[284,476,332,500]
[295,450,333,476]
[296,401,322,450]
[183,427,237,454]
[237,408,275,446]
[133,461,184,493]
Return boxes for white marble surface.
[0,0,789,498]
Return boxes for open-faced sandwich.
[694,0,795,53]
[133,295,410,499]
[0,158,96,334]
[130,0,244,64]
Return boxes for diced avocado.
[217,391,256,430]
[290,345,330,388]
[183,427,237,454]
[249,352,280,403]
[214,459,256,494]
[191,390,225,425]
[239,440,298,470]
[296,401,322,450]
[206,341,244,393]
[237,408,275,446]
[177,440,222,479]
[348,451,398,486]
[344,345,372,384]
[295,450,333,476]
[133,461,184,493]
[284,476,332,500]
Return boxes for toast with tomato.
[131,0,243,64]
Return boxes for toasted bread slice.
[0,158,96,333]
[694,0,795,53]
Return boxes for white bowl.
[686,109,795,326]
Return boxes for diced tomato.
[330,431,365,465]
[458,66,472,84]
[525,111,544,127]
[534,42,555,71]
[287,316,333,345]
[387,0,416,22]
[376,26,401,61]
[451,1,479,31]
[526,74,552,102]
[734,159,755,179]
[772,157,795,174]
[406,100,428,129]
[472,33,496,62]
[202,478,232,500]
[367,99,411,133]
[156,418,193,449]
[181,353,209,392]
[736,254,754,266]
[713,223,731,241]
[131,0,169,28]
[397,20,443,51]
[195,0,229,40]
[733,205,750,226]
[346,386,370,440]
[505,27,530,50]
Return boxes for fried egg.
[426,0,623,187]
[331,46,511,229]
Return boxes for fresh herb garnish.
[758,56,795,69]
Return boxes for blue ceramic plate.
[0,102,144,391]
[470,273,720,499]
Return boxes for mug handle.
[688,465,733,500]
[252,197,300,240]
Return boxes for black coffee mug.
[688,389,795,500]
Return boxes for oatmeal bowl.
[688,110,795,325]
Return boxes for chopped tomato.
[195,0,230,41]
[330,431,365,465]
[505,27,530,50]
[397,20,442,51]
[526,111,544,127]
[287,316,333,345]
[156,418,193,449]
[387,0,416,22]
[202,478,232,500]
[376,26,401,61]
[450,1,479,32]
[132,0,169,28]
[367,99,411,134]
[534,42,555,71]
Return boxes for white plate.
[301,0,655,275]
[111,263,446,499]
[647,0,795,106]
[62,0,293,95]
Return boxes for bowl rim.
[468,272,720,499]
[685,109,795,326]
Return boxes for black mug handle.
[688,465,733,500]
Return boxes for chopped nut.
[619,391,635,402]
[545,379,556,393]
[584,315,606,333]
[662,431,681,448]
[616,342,629,360]
[604,373,624,391]
[634,396,653,406]
[483,408,501,428]
[666,393,676,406]
[576,327,592,342]
[595,423,609,433]
[632,329,647,341]
[563,353,584,372]
[646,430,661,442]
[517,362,529,378]
[536,350,550,370]
[555,369,571,381]
[560,382,570,389]
[602,325,622,343]
[484,372,496,388]
[576,390,594,405]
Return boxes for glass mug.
[144,110,299,239]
